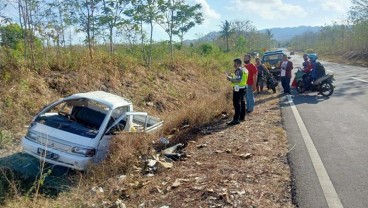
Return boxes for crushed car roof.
[66,91,132,109]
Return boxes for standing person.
[279,54,293,94]
[243,54,257,113]
[255,57,268,94]
[226,58,248,125]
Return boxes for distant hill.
[185,25,321,44]
[259,26,321,41]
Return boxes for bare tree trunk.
[149,21,153,68]
[169,7,174,62]
[109,26,113,54]
[28,8,36,69]
[226,36,229,52]
[18,0,27,59]
[140,20,147,66]
[87,5,93,59]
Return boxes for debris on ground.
[161,143,186,161]
[196,143,208,148]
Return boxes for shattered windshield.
[34,98,110,138]
[262,53,283,69]
[263,54,282,62]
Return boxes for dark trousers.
[303,74,311,90]
[233,89,246,121]
[281,77,291,94]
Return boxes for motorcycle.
[268,66,281,82]
[265,72,278,93]
[294,67,335,97]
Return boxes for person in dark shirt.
[255,57,268,94]
[279,54,293,94]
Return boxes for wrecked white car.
[21,91,163,170]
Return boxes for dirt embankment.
[54,92,293,208]
[323,51,368,67]
[0,55,294,207]
[121,92,293,208]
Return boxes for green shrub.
[305,48,315,54]
[0,130,12,148]
[198,43,219,55]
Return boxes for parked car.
[22,91,163,170]
[261,50,284,80]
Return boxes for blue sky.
[1,0,352,42]
[169,0,352,40]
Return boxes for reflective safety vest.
[232,67,248,88]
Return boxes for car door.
[94,106,129,162]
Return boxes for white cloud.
[307,0,350,13]
[194,0,221,20]
[229,0,307,20]
[184,0,221,38]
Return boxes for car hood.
[29,123,95,150]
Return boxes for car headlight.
[71,147,96,157]
[26,130,38,141]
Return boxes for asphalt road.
[283,53,368,208]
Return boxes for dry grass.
[0,51,293,207]
[3,91,293,208]
[319,51,368,67]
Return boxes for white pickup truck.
[21,91,163,170]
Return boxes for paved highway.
[283,53,368,208]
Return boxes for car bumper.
[21,137,92,170]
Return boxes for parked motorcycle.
[268,66,281,82]
[265,72,278,93]
[295,67,335,97]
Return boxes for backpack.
[315,62,326,79]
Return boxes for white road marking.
[351,77,368,83]
[287,95,344,208]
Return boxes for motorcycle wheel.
[320,82,334,97]
[272,87,276,93]
[296,80,305,93]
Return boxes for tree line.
[289,0,368,58]
[0,0,278,69]
[0,0,205,65]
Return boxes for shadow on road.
[0,152,77,202]
[278,91,333,108]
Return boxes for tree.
[41,0,71,49]
[0,2,11,25]
[349,0,368,52]
[219,20,234,52]
[157,0,202,60]
[67,0,102,59]
[126,0,162,67]
[100,0,130,54]
[157,0,181,60]
[232,20,255,38]
[235,35,247,54]
[265,29,273,50]
[0,23,23,49]
[17,0,43,66]
[349,0,368,23]
[173,3,203,46]
[232,20,256,52]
